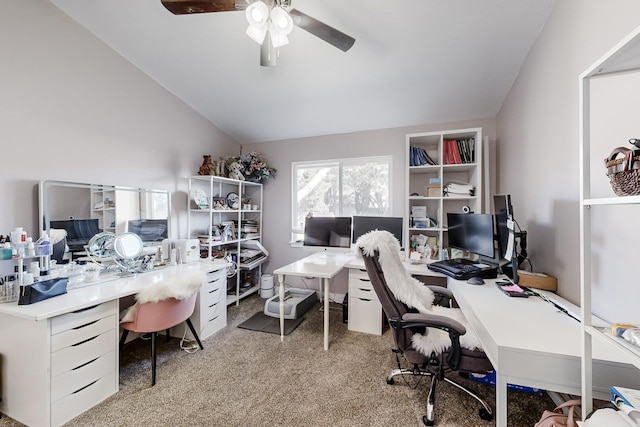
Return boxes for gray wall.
[252,118,496,295]
[496,0,640,322]
[0,0,239,242]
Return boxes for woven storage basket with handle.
[605,146,640,196]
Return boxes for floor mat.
[237,311,304,335]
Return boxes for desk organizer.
[264,288,318,320]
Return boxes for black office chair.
[358,231,493,426]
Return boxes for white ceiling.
[50,0,556,144]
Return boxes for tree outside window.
[292,156,391,238]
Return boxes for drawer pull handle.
[358,278,371,283]
[208,315,219,323]
[359,269,366,272]
[208,288,221,294]
[358,288,372,292]
[71,304,99,314]
[208,277,221,283]
[72,379,99,395]
[359,298,372,302]
[72,357,99,371]
[72,335,98,347]
[73,319,99,330]
[209,302,218,309]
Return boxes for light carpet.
[0,293,554,426]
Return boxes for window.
[292,156,392,236]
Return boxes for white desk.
[0,261,227,427]
[447,277,640,426]
[274,252,351,350]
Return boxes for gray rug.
[237,311,304,335]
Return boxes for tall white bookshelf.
[187,176,266,305]
[579,24,640,418]
[405,127,483,261]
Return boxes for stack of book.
[443,138,475,164]
[238,219,260,239]
[444,182,475,197]
[409,146,437,166]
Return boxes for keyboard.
[427,258,481,280]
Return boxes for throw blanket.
[120,271,205,323]
[356,230,482,355]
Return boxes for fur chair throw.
[120,271,205,323]
[356,230,482,355]
[49,228,67,245]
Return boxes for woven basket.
[605,147,640,196]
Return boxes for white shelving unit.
[187,176,266,306]
[579,25,640,418]
[405,127,483,261]
[90,185,139,234]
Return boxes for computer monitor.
[493,194,519,283]
[493,194,514,260]
[127,219,168,243]
[303,216,352,253]
[50,219,101,252]
[446,213,495,259]
[352,216,404,248]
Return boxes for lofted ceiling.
[50,0,557,144]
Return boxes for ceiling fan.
[161,0,355,66]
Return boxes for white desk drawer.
[51,373,116,427]
[205,268,226,282]
[349,268,370,282]
[51,315,116,353]
[51,301,117,335]
[348,297,383,335]
[202,313,226,338]
[201,283,224,307]
[52,350,116,403]
[350,286,377,300]
[51,329,116,377]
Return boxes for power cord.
[180,325,200,353]
[225,253,238,278]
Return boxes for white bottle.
[27,238,35,257]
[29,261,40,281]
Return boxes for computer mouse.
[467,276,485,285]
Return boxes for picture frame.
[212,196,227,210]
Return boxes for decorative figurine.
[227,161,245,181]
[198,155,216,176]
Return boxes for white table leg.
[496,371,507,427]
[323,278,330,350]
[278,274,285,342]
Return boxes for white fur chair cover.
[356,230,482,355]
[120,271,205,323]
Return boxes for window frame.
[291,155,393,238]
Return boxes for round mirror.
[113,232,143,259]
[86,232,116,258]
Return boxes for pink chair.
[119,292,203,386]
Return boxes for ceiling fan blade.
[289,9,355,52]
[161,0,248,15]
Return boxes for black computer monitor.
[352,216,403,248]
[127,219,168,243]
[493,194,514,260]
[493,194,519,283]
[446,213,495,259]
[303,216,352,253]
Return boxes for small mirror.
[113,232,143,259]
[86,232,117,259]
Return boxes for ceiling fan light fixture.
[245,1,268,26]
[270,7,293,34]
[246,24,268,44]
[269,28,289,48]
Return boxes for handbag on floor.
[534,399,581,427]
